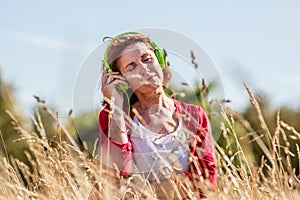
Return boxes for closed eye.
[125,62,135,69]
[127,63,137,72]
[143,55,153,63]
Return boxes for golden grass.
[0,85,300,200]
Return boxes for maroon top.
[99,99,218,191]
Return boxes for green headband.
[103,31,167,73]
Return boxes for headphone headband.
[103,31,167,73]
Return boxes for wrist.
[111,98,124,112]
[120,129,129,143]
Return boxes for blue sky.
[1,1,300,119]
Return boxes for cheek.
[122,63,164,88]
[152,64,164,79]
[123,73,142,88]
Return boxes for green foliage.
[32,106,57,139]
[0,71,29,164]
[67,112,99,153]
[242,92,300,174]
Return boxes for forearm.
[99,103,133,176]
[109,107,128,144]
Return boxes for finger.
[102,72,120,85]
[106,76,114,85]
[102,76,105,86]
[101,80,128,99]
[105,74,127,83]
[102,79,128,91]
[105,71,121,76]
[103,72,120,81]
[103,65,107,73]
[109,80,128,88]
[109,74,126,80]
[105,75,116,85]
[102,66,108,85]
[102,65,109,77]
[102,73,106,86]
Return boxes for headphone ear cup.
[154,48,167,69]
[117,84,128,91]
[106,65,113,73]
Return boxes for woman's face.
[118,42,164,93]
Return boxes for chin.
[134,83,161,93]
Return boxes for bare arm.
[101,66,129,144]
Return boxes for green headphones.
[103,31,168,91]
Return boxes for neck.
[135,87,172,110]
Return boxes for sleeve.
[98,105,133,177]
[196,107,218,189]
[192,106,218,189]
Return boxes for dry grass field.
[0,85,299,200]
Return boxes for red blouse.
[99,99,218,191]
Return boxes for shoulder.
[173,99,205,116]
[173,99,210,131]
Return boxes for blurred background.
[1,0,300,117]
[0,1,300,170]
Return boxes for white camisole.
[130,116,190,181]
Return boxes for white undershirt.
[130,116,190,181]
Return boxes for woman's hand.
[101,66,129,144]
[101,66,128,105]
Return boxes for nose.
[139,62,150,75]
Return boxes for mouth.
[147,76,155,81]
[139,76,157,86]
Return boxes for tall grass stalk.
[0,86,299,199]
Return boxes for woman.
[99,32,217,198]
